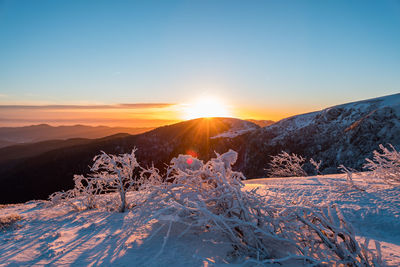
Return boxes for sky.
[0,0,400,127]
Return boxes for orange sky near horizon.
[0,99,316,128]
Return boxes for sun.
[182,96,232,120]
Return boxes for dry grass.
[0,214,22,231]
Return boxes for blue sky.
[0,0,399,124]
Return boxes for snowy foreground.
[1,174,399,266]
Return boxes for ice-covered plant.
[48,174,101,210]
[139,150,267,257]
[364,144,400,186]
[50,149,140,212]
[338,165,365,192]
[267,151,307,177]
[137,149,378,265]
[168,154,204,173]
[88,149,140,212]
[310,158,322,175]
[137,165,163,191]
[47,147,380,264]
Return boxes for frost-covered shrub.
[310,158,322,175]
[140,150,268,258]
[137,165,163,192]
[169,154,203,172]
[49,174,105,210]
[89,149,140,212]
[338,165,365,192]
[47,147,379,264]
[138,149,378,265]
[267,151,307,177]
[274,204,380,266]
[50,149,140,212]
[0,214,22,231]
[48,187,78,209]
[364,144,400,186]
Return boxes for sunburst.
[182,96,232,120]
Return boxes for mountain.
[0,118,259,204]
[0,93,399,204]
[0,124,153,148]
[246,119,275,127]
[238,93,400,177]
[0,139,17,148]
[0,135,131,165]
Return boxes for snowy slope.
[1,174,399,266]
[211,118,259,139]
[246,175,400,266]
[241,93,400,177]
[267,93,400,135]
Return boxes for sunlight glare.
[183,96,232,120]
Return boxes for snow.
[1,174,399,266]
[268,111,319,132]
[210,119,258,139]
[211,128,255,139]
[265,93,400,133]
[0,200,232,266]
[246,174,400,266]
[334,93,400,111]
[260,93,400,148]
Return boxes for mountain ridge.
[239,93,400,177]
[0,124,153,147]
[0,93,399,203]
[0,118,259,203]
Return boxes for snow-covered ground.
[246,174,400,266]
[0,174,399,266]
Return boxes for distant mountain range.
[0,124,153,148]
[0,118,259,203]
[0,93,399,204]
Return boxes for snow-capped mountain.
[239,93,400,177]
[1,94,399,204]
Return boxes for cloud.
[0,103,176,110]
[0,117,175,123]
[117,103,176,109]
[0,102,181,127]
